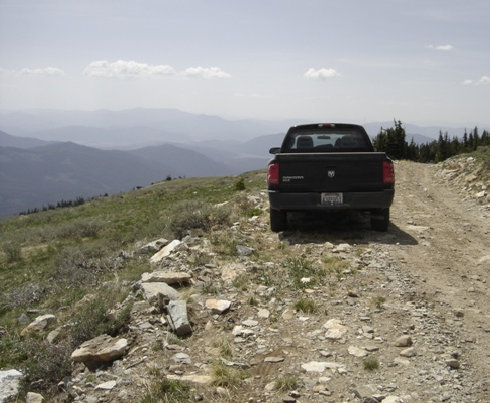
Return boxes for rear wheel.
[371,208,389,232]
[270,209,287,232]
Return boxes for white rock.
[171,353,191,364]
[323,318,347,340]
[167,300,192,337]
[141,282,180,307]
[400,347,416,357]
[236,245,254,256]
[21,314,56,336]
[140,238,168,254]
[205,299,231,314]
[0,370,24,402]
[150,239,181,263]
[301,361,344,373]
[71,335,128,365]
[257,309,270,319]
[141,271,191,285]
[333,243,351,253]
[232,325,255,338]
[95,380,117,390]
[26,392,44,403]
[242,319,258,327]
[348,345,368,358]
[166,374,213,385]
[382,396,403,403]
[394,335,412,347]
[264,356,284,363]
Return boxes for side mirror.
[269,147,280,154]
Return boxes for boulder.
[167,300,192,337]
[140,238,169,254]
[21,314,56,336]
[348,345,368,358]
[141,282,180,308]
[205,299,231,314]
[166,374,213,385]
[236,245,254,256]
[150,240,181,263]
[26,392,44,403]
[301,361,344,373]
[394,335,412,347]
[0,369,24,402]
[141,271,191,286]
[323,318,347,340]
[71,334,128,366]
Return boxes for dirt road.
[383,160,489,401]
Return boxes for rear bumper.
[268,189,394,211]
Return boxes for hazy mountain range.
[1,108,488,217]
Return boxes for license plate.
[321,192,343,206]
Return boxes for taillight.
[268,163,279,185]
[382,161,395,184]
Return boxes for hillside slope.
[0,154,488,402]
[0,142,173,216]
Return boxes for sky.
[0,0,489,125]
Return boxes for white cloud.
[182,66,231,79]
[426,44,454,51]
[304,68,341,80]
[83,60,175,78]
[478,75,490,85]
[18,67,65,76]
[83,60,231,80]
[462,76,490,86]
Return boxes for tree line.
[373,120,490,163]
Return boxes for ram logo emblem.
[327,170,335,178]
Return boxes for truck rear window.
[282,127,373,153]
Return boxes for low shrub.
[21,338,73,393]
[0,282,51,312]
[169,200,231,238]
[2,242,22,263]
[53,243,123,288]
[142,377,190,403]
[363,357,379,371]
[293,298,317,314]
[56,217,103,239]
[274,375,299,391]
[211,361,249,387]
[69,288,131,348]
[284,257,326,289]
[234,178,246,191]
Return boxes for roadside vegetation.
[0,171,264,397]
[373,120,490,163]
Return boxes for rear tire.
[270,209,287,232]
[371,208,389,232]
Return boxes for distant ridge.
[0,140,236,217]
[0,130,53,149]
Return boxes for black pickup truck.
[267,123,395,232]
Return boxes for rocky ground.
[6,157,489,403]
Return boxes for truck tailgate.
[275,152,387,192]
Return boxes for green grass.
[284,257,326,289]
[363,357,379,371]
[211,361,250,387]
[274,375,300,391]
[141,378,190,403]
[293,297,318,314]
